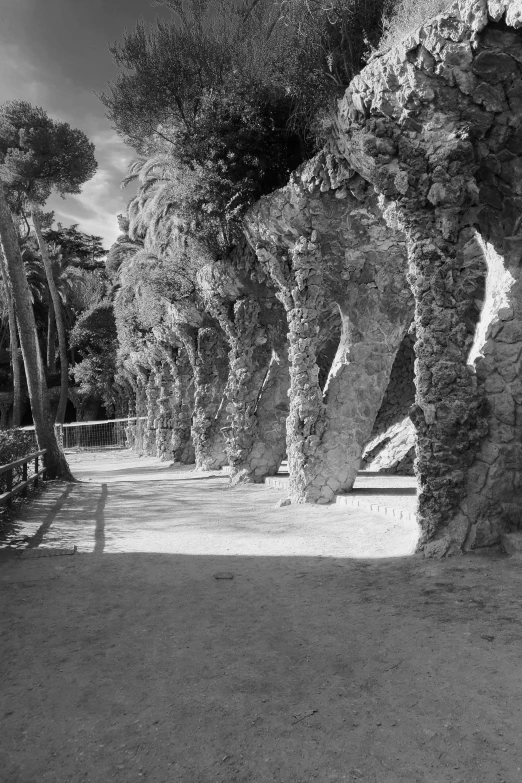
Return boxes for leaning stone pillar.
[279,237,328,502]
[247,152,409,502]
[318,295,411,500]
[246,342,290,479]
[199,251,290,483]
[257,239,411,503]
[176,324,229,470]
[155,361,174,461]
[132,373,148,453]
[333,0,522,553]
[163,346,195,464]
[254,236,329,501]
[218,298,276,483]
[144,366,160,456]
[122,375,138,449]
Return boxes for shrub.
[0,429,37,494]
[0,429,36,466]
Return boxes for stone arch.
[246,151,412,503]
[332,0,522,553]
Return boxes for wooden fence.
[0,450,47,507]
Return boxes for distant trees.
[0,100,97,479]
[0,248,21,426]
[43,224,106,271]
[70,301,118,408]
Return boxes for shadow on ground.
[1,549,522,783]
[1,452,521,783]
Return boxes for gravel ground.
[1,451,521,783]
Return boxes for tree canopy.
[0,101,97,212]
[101,0,394,253]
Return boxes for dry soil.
[1,452,522,783]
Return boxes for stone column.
[123,376,138,449]
[155,361,175,461]
[160,346,194,464]
[200,249,290,483]
[177,324,229,470]
[317,297,411,501]
[144,366,160,457]
[172,348,195,464]
[404,214,488,555]
[247,152,410,503]
[218,298,274,483]
[132,374,148,453]
[246,342,290,479]
[332,1,522,553]
[281,237,329,502]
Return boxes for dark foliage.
[101,0,393,245]
[0,101,97,209]
[0,429,36,493]
[70,301,118,404]
[43,224,107,270]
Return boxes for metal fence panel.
[20,417,148,452]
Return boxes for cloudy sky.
[0,0,174,249]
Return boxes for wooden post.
[6,466,12,507]
[22,461,27,498]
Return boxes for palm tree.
[0,248,21,426]
[31,210,72,424]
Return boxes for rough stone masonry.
[332,0,522,554]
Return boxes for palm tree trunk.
[0,184,73,480]
[47,297,57,374]
[0,249,21,427]
[32,209,68,424]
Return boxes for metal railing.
[0,450,47,507]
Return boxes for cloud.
[0,42,52,107]
[56,130,136,246]
[0,39,136,248]
[48,158,134,248]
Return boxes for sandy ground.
[1,451,522,782]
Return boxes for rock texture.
[167,347,195,465]
[361,333,416,474]
[246,152,412,503]
[371,333,416,437]
[144,364,160,457]
[245,343,290,481]
[168,303,229,471]
[199,249,290,484]
[154,360,175,461]
[363,417,416,475]
[332,0,522,553]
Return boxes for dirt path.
[1,452,522,782]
